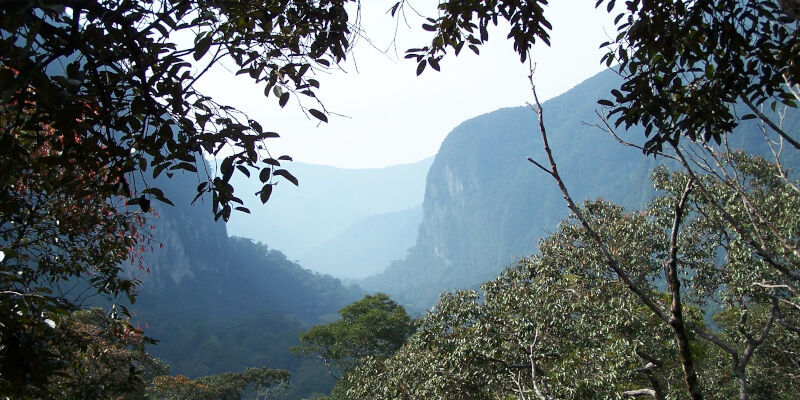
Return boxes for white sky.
[198,1,617,169]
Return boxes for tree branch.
[740,95,800,150]
[525,72,670,326]
[660,179,705,400]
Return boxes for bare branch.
[740,95,800,150]
[671,145,800,295]
[590,110,678,161]
[525,65,670,326]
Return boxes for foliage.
[341,153,800,399]
[293,293,415,381]
[1,0,353,219]
[1,0,356,393]
[3,308,168,399]
[402,0,800,152]
[0,75,152,395]
[148,367,290,400]
[596,0,800,153]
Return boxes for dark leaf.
[193,35,213,61]
[416,60,426,76]
[259,168,271,183]
[259,184,273,203]
[273,169,299,186]
[309,109,328,123]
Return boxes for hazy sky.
[199,1,617,169]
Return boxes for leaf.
[428,57,440,71]
[273,169,299,186]
[279,92,290,107]
[277,155,293,161]
[309,109,328,123]
[220,157,234,182]
[259,184,273,203]
[416,60,426,76]
[259,168,271,183]
[193,35,212,61]
[597,99,614,107]
[142,187,166,198]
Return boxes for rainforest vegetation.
[2,0,799,399]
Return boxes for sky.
[198,1,618,169]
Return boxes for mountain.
[225,158,432,265]
[121,165,362,398]
[360,69,800,312]
[299,205,423,279]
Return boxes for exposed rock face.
[360,70,663,310]
[363,68,800,312]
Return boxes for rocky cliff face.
[360,70,663,310]
[362,68,800,312]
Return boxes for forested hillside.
[126,167,362,397]
[360,70,658,310]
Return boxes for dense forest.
[2,0,800,399]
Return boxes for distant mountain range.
[300,205,423,279]
[225,158,432,277]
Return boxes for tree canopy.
[341,153,800,400]
[292,293,415,381]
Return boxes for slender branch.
[740,95,800,150]
[671,145,800,294]
[740,300,777,368]
[623,388,660,398]
[525,68,669,325]
[628,348,666,400]
[590,110,678,161]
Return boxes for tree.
[0,84,153,395]
[340,154,800,399]
[395,2,800,398]
[2,0,353,220]
[15,308,169,399]
[1,0,356,394]
[148,367,290,400]
[292,293,415,381]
